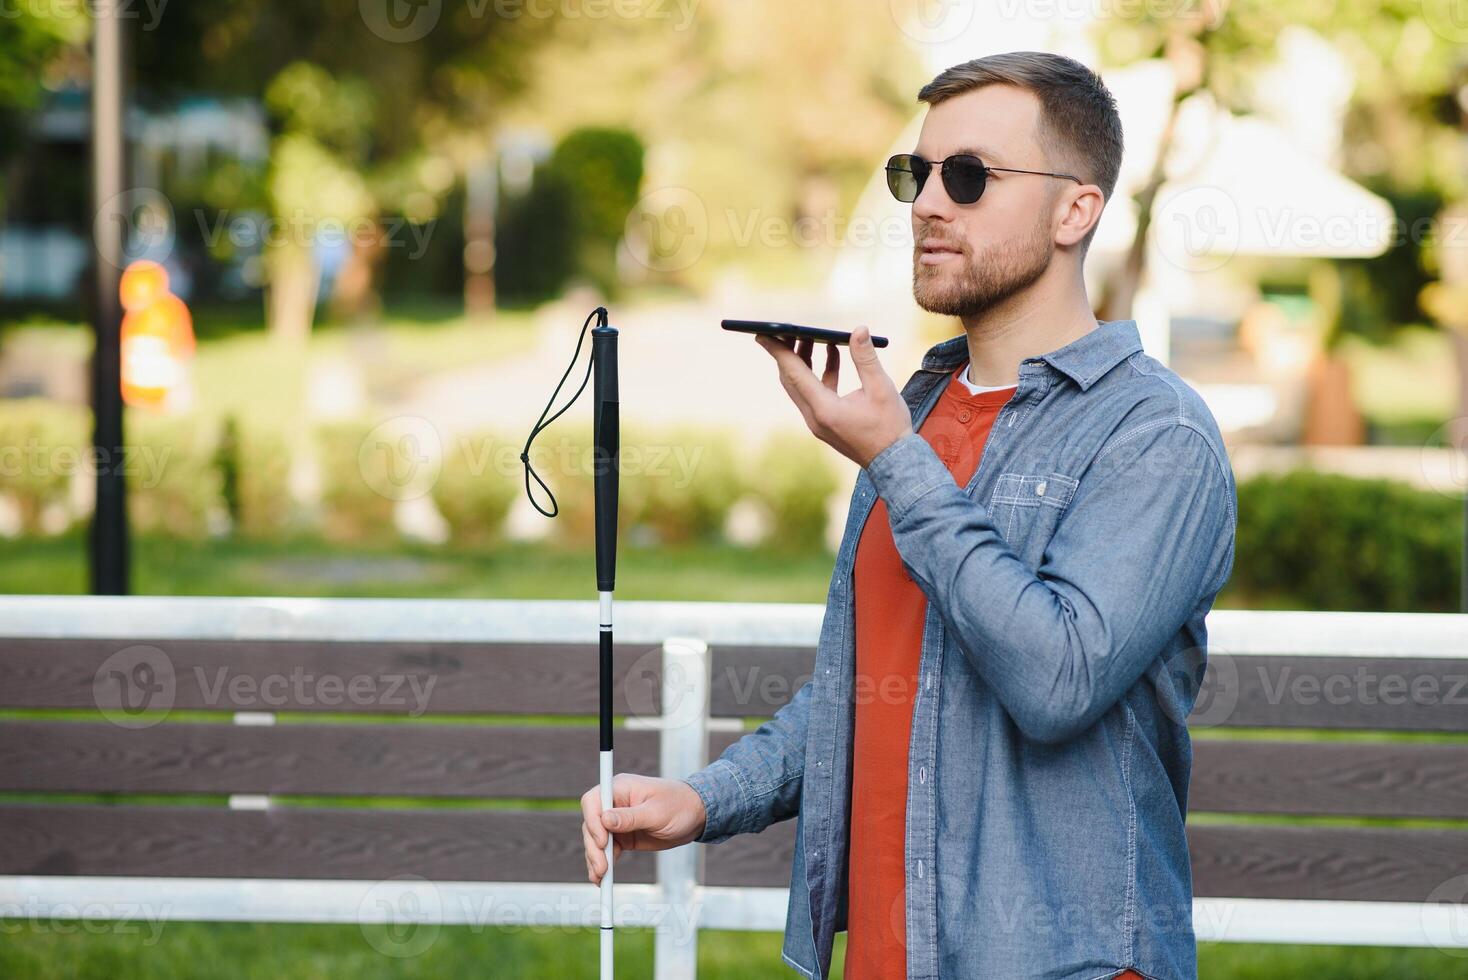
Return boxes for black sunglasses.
[885,153,1081,205]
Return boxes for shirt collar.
[919,319,1144,392]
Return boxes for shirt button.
[916,859,924,879]
[1035,481,1047,497]
[957,408,973,423]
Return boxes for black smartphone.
[721,319,889,348]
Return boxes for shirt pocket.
[986,470,1079,568]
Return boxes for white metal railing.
[1,597,1467,975]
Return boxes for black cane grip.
[592,324,619,592]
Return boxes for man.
[581,51,1236,980]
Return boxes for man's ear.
[1054,184,1106,248]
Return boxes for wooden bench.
[1,597,1465,972]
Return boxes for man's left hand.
[753,326,914,468]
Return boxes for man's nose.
[912,171,953,224]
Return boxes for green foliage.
[314,420,399,543]
[0,398,87,534]
[433,430,519,547]
[125,415,223,539]
[234,425,294,539]
[619,425,741,544]
[494,167,578,306]
[748,433,839,553]
[495,127,645,304]
[214,415,242,527]
[1233,469,1462,611]
[546,127,645,293]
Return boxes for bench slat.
[0,639,664,716]
[704,820,1468,902]
[0,805,652,884]
[705,734,1468,820]
[1190,740,1468,818]
[0,721,654,799]
[709,648,1468,731]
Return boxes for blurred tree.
[0,7,88,201]
[1096,1,1468,445]
[500,0,925,290]
[545,127,644,295]
[133,0,556,333]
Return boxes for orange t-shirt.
[844,363,1014,979]
[842,365,1150,980]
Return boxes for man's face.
[908,85,1064,317]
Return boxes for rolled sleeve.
[864,431,954,522]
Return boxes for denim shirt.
[683,319,1237,980]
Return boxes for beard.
[911,214,1054,317]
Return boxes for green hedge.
[0,398,88,534]
[1232,469,1462,612]
[5,394,1465,612]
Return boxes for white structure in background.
[825,15,1392,440]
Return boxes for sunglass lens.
[943,156,987,204]
[885,155,924,203]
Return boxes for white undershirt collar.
[956,360,1019,396]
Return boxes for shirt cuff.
[863,430,952,522]
[681,757,750,845]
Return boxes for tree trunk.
[266,244,321,344]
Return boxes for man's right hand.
[580,772,708,885]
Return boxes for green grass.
[0,532,836,601]
[0,920,1464,978]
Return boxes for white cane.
[521,306,620,979]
